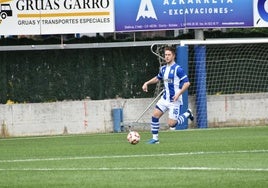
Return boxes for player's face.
[164,50,175,64]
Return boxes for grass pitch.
[0,126,267,188]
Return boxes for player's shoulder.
[161,64,167,68]
[160,65,167,71]
[175,64,186,76]
[174,64,181,69]
[173,63,183,71]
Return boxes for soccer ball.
[127,131,140,145]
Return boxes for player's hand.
[142,83,148,92]
[172,93,180,102]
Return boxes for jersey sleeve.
[157,66,165,80]
[176,67,189,87]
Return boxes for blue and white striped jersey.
[157,62,189,103]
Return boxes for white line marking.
[0,149,267,163]
[0,167,267,172]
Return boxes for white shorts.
[155,97,182,120]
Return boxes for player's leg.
[147,99,167,144]
[149,108,163,143]
[168,105,194,129]
[175,109,194,126]
[167,104,180,128]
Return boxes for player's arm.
[173,81,190,101]
[142,76,159,92]
[173,67,190,101]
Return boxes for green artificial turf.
[0,126,267,188]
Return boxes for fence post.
[195,45,208,128]
[176,45,189,129]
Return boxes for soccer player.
[142,46,194,144]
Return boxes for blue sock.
[151,117,159,140]
[177,114,187,126]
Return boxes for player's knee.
[168,119,177,127]
[152,110,163,119]
[168,123,176,128]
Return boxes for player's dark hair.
[164,46,176,55]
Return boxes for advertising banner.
[254,0,268,27]
[0,0,114,35]
[115,0,254,32]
